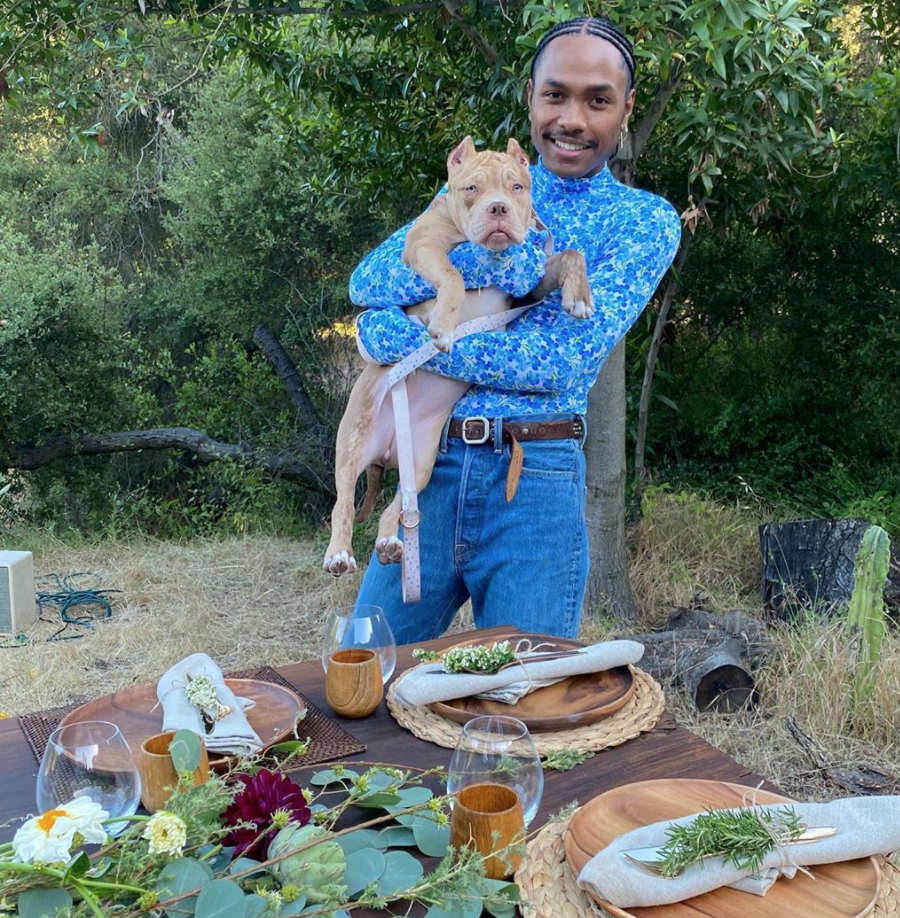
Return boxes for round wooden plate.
[57,678,306,772]
[428,633,635,732]
[564,778,881,918]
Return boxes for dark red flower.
[222,769,311,859]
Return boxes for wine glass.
[37,721,142,837]
[447,715,544,826]
[321,604,397,684]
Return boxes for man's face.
[527,33,635,179]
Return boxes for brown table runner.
[19,665,366,768]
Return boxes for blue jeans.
[356,422,589,646]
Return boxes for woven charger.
[385,664,664,755]
[515,814,900,918]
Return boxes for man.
[348,18,681,644]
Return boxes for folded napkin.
[158,653,263,756]
[392,640,644,707]
[579,796,900,908]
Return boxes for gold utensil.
[621,825,838,877]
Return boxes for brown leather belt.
[448,417,584,502]
[448,417,584,444]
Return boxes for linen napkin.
[578,796,900,908]
[391,640,644,707]
[157,652,263,756]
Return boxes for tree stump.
[760,519,900,621]
[623,609,771,713]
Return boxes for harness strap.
[361,301,536,602]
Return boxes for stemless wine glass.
[321,604,397,684]
[37,721,142,837]
[446,715,544,826]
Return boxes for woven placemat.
[515,812,900,918]
[19,665,366,768]
[385,665,665,755]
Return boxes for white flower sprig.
[12,794,108,864]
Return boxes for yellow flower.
[142,811,187,858]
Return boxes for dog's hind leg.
[374,425,443,566]
[324,367,389,576]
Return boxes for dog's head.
[443,136,534,252]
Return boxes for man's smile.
[547,136,595,152]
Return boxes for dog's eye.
[512,183,524,192]
[465,185,478,193]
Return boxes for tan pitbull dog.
[323,136,593,577]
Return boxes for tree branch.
[6,428,331,494]
[253,324,324,430]
[440,0,499,63]
[632,63,684,162]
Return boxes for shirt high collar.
[532,158,615,196]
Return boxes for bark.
[584,340,636,621]
[5,427,331,494]
[253,324,323,430]
[440,0,499,63]
[631,227,693,520]
[760,519,900,619]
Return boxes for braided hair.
[530,18,636,91]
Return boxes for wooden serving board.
[564,778,880,918]
[58,678,306,772]
[428,633,635,732]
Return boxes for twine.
[385,665,665,755]
[515,811,899,918]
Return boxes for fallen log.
[623,609,772,713]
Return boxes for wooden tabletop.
[0,625,768,843]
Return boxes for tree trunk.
[584,340,636,621]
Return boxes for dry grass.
[2,490,898,802]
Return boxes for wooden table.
[0,626,769,843]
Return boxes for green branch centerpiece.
[0,731,519,918]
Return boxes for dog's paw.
[427,324,454,353]
[563,295,594,320]
[375,536,404,565]
[323,550,357,577]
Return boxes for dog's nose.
[487,200,509,217]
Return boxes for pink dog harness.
[357,303,536,602]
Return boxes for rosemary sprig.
[657,806,804,878]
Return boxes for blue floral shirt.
[350,160,681,418]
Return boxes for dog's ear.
[506,138,530,169]
[448,136,476,171]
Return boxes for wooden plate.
[58,678,306,772]
[564,778,881,918]
[428,634,635,732]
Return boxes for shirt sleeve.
[355,195,682,392]
[349,224,550,308]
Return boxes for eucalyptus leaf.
[383,786,433,813]
[17,888,74,918]
[309,768,358,786]
[243,893,268,918]
[378,849,425,898]
[373,825,417,848]
[344,846,387,896]
[354,791,403,809]
[411,816,450,856]
[336,828,379,855]
[157,857,214,917]
[170,729,202,773]
[194,878,246,918]
[228,856,266,878]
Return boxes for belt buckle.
[461,416,490,445]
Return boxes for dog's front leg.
[531,250,594,319]
[403,241,465,352]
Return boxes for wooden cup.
[138,731,210,814]
[325,648,384,718]
[450,783,525,879]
